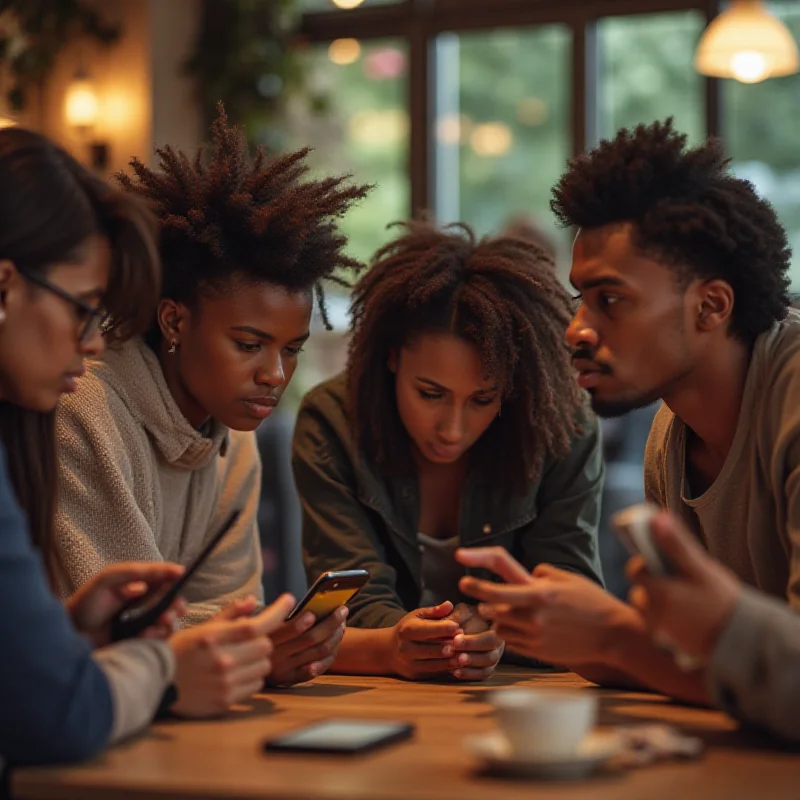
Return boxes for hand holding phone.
[110,510,241,641]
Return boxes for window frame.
[299,0,721,215]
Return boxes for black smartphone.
[263,719,414,755]
[286,569,369,622]
[110,510,241,642]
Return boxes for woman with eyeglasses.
[0,127,294,779]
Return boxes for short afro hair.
[117,104,371,331]
[551,118,791,342]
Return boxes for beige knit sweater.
[54,338,264,625]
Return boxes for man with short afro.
[458,119,800,715]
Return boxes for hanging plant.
[186,0,329,149]
[0,0,120,111]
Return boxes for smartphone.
[611,503,675,576]
[263,719,414,755]
[110,510,241,641]
[287,569,369,622]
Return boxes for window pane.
[724,1,800,289]
[286,39,408,267]
[597,11,705,143]
[434,26,571,260]
[283,39,408,399]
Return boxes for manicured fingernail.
[443,645,453,656]
[454,634,465,647]
[301,612,315,627]
[459,653,469,666]
[310,663,322,677]
[454,669,463,678]
[337,607,349,621]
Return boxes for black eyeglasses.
[24,271,109,343]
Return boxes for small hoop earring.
[168,340,177,355]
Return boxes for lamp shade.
[695,0,799,84]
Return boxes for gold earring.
[168,340,177,355]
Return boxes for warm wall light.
[695,0,799,84]
[332,0,365,8]
[0,117,16,129]
[328,38,361,65]
[65,74,100,128]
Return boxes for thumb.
[249,593,296,636]
[417,601,454,620]
[650,512,711,580]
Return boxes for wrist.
[600,604,649,670]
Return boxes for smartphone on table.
[263,719,414,755]
[110,510,241,641]
[287,569,369,622]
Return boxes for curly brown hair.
[117,104,371,332]
[348,219,584,493]
[551,118,791,343]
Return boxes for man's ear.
[695,279,734,333]
[156,298,188,345]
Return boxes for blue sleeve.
[0,443,114,765]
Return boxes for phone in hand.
[263,719,414,755]
[110,510,241,641]
[287,569,369,622]
[611,503,675,576]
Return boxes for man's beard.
[587,388,662,418]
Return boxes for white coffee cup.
[490,688,598,761]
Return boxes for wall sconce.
[64,69,109,171]
[695,0,799,84]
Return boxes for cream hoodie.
[54,337,264,625]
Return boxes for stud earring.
[168,340,177,355]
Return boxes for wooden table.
[12,668,800,800]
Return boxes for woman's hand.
[264,607,349,687]
[169,593,295,718]
[66,562,186,647]
[446,604,504,681]
[388,601,463,680]
[626,511,742,661]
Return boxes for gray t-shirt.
[645,309,800,607]
[417,532,464,607]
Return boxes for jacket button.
[483,524,492,535]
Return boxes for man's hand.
[169,593,295,718]
[388,601,463,680]
[265,607,349,686]
[446,603,504,681]
[457,547,639,666]
[66,562,186,647]
[627,511,742,661]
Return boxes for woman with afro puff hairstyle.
[53,106,370,693]
[293,219,604,683]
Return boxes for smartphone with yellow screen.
[287,569,369,622]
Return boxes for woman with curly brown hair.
[292,219,604,682]
[53,107,370,692]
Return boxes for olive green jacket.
[292,373,604,629]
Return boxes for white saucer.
[464,729,623,780]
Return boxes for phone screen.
[288,569,369,621]
[264,720,414,754]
